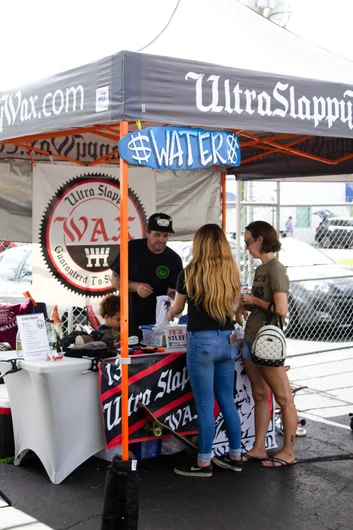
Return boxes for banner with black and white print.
[2,51,353,142]
[99,353,276,454]
[32,165,155,305]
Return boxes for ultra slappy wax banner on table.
[32,165,155,304]
[99,353,276,453]
[100,353,197,448]
[118,126,241,170]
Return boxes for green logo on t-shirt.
[156,265,170,279]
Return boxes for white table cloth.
[0,353,105,484]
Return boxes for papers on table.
[16,313,49,361]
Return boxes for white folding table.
[0,354,106,484]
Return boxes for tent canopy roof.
[141,0,353,84]
[1,49,353,142]
[1,1,353,181]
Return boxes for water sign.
[118,126,241,170]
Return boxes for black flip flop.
[261,457,298,468]
[242,451,268,463]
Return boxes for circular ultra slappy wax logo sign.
[40,174,147,297]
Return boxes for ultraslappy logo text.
[185,72,353,130]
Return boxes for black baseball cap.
[147,213,175,233]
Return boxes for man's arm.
[111,271,153,298]
[111,270,120,290]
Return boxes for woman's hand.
[236,305,248,326]
[167,308,176,321]
[167,293,187,321]
[240,293,255,306]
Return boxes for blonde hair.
[185,224,240,325]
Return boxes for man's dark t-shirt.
[111,239,183,333]
[176,269,233,332]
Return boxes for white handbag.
[252,303,286,367]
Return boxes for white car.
[0,246,32,304]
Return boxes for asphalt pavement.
[1,340,353,530]
[1,421,352,530]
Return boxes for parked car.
[315,213,353,249]
[0,246,32,303]
[179,234,353,340]
[278,237,353,340]
[1,239,352,341]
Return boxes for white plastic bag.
[153,295,173,332]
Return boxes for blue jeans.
[187,330,242,463]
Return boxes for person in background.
[111,213,183,336]
[99,294,121,332]
[97,294,121,350]
[167,224,242,478]
[237,221,297,468]
[284,216,294,236]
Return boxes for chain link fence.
[2,181,353,345]
[59,306,90,335]
[0,241,22,253]
[227,180,353,344]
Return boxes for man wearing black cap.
[110,213,183,334]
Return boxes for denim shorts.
[241,339,253,361]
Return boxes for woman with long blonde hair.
[167,224,242,477]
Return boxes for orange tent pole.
[221,171,226,232]
[119,121,130,461]
[88,148,120,166]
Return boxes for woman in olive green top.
[236,221,298,468]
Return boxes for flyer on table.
[16,313,50,360]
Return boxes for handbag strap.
[264,302,283,330]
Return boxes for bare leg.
[261,366,297,467]
[243,360,271,460]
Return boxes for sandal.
[261,457,298,468]
[242,451,268,463]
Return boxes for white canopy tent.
[1,0,353,243]
[142,0,353,83]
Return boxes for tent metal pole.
[276,181,281,234]
[235,178,242,271]
[119,121,130,461]
[221,172,226,231]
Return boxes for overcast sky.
[0,0,352,89]
[287,0,353,61]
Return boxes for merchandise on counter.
[0,300,33,349]
[50,305,62,336]
[64,341,110,359]
[165,324,187,351]
[153,295,174,332]
[139,325,166,347]
[16,331,23,358]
